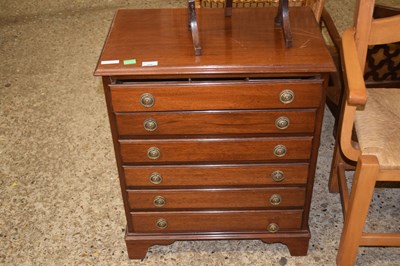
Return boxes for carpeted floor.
[0,0,399,265]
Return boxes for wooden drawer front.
[110,81,322,112]
[130,210,303,233]
[124,163,309,187]
[127,188,305,210]
[119,137,313,163]
[116,110,316,136]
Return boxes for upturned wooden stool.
[188,0,293,55]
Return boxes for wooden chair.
[325,3,400,130]
[328,0,400,264]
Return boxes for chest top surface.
[94,7,335,77]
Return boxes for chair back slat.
[369,15,400,45]
[353,0,375,70]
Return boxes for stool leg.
[225,0,233,16]
[188,0,202,55]
[328,142,341,193]
[274,0,292,48]
[274,0,283,26]
[337,155,379,266]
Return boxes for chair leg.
[337,155,379,266]
[274,0,292,48]
[188,0,202,56]
[328,141,341,193]
[225,0,233,16]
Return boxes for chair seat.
[355,88,400,169]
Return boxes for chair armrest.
[342,28,368,106]
[338,28,366,161]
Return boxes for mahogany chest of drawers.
[95,7,335,259]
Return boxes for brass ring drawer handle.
[275,116,290,130]
[269,194,282,205]
[149,172,162,184]
[267,223,279,233]
[273,145,287,157]
[271,170,285,182]
[144,118,158,131]
[156,218,168,229]
[279,89,294,104]
[147,147,161,160]
[140,93,155,108]
[153,196,166,207]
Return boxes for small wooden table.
[95,7,335,259]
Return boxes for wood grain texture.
[119,137,313,163]
[116,110,316,136]
[127,187,306,209]
[94,8,335,77]
[130,210,303,232]
[110,81,323,112]
[123,163,309,187]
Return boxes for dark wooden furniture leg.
[125,238,175,260]
[274,0,292,48]
[283,237,310,256]
[188,0,202,56]
[225,0,233,17]
[261,233,310,256]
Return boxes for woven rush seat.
[355,89,400,169]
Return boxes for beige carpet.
[0,0,399,265]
